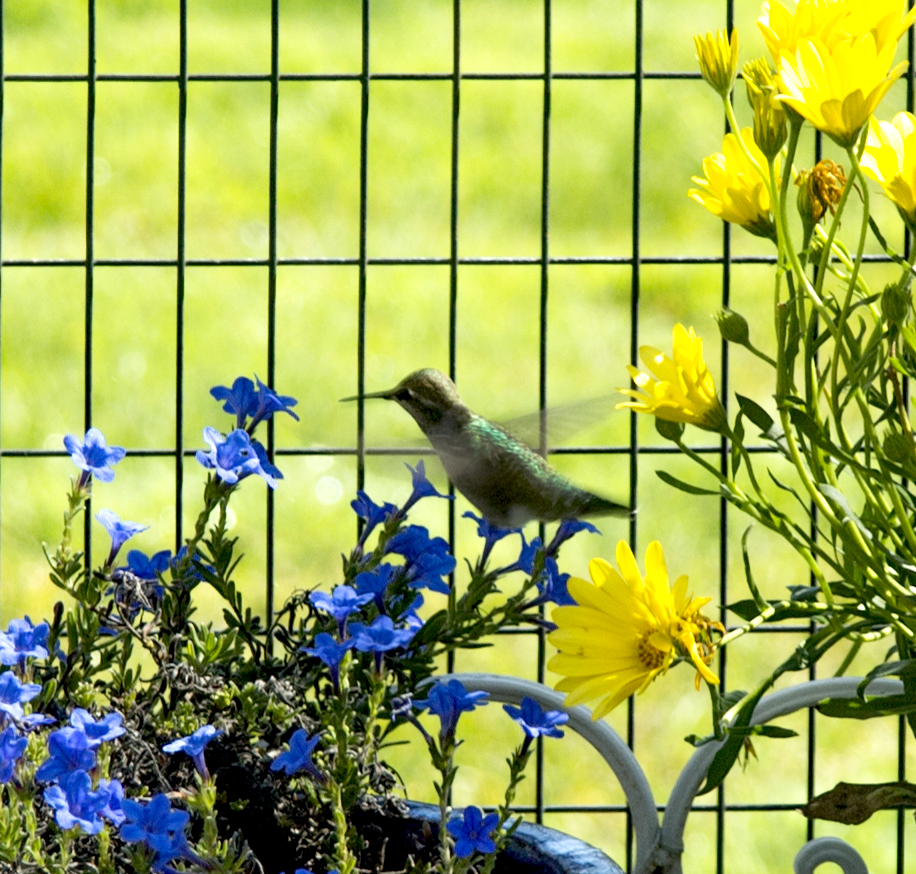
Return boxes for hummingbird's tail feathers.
[579,494,633,519]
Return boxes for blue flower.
[354,564,398,612]
[0,671,42,724]
[400,460,453,515]
[463,511,520,567]
[35,727,96,782]
[447,806,500,858]
[0,616,50,665]
[301,633,353,692]
[534,557,575,606]
[494,532,543,577]
[121,549,171,581]
[0,726,27,783]
[98,777,126,826]
[96,509,149,568]
[162,725,222,781]
[211,376,259,429]
[270,728,322,779]
[309,585,373,636]
[120,793,193,866]
[210,375,299,432]
[351,490,397,550]
[414,679,488,742]
[196,427,280,488]
[385,526,455,594]
[503,697,568,741]
[70,709,125,746]
[349,616,417,672]
[545,519,600,556]
[43,769,114,835]
[63,428,126,486]
[249,375,300,430]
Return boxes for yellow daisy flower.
[688,128,777,239]
[758,0,849,60]
[861,111,916,226]
[548,541,720,721]
[759,0,916,61]
[617,324,728,432]
[776,33,907,147]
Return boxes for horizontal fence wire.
[0,1,911,872]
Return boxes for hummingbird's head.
[341,369,468,432]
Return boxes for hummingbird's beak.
[339,387,397,402]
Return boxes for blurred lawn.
[1,0,913,871]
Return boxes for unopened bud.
[715,308,750,346]
[883,431,914,464]
[881,283,912,326]
[695,30,739,98]
[743,58,787,159]
[655,418,686,442]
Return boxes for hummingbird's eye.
[395,389,413,402]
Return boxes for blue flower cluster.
[196,375,298,489]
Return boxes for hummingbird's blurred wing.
[497,395,619,451]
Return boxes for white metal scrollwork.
[450,672,905,874]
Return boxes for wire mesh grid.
[0,1,913,871]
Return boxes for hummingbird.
[342,368,630,528]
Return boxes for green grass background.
[1,0,913,871]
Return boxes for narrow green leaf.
[655,470,719,496]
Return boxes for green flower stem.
[330,779,357,874]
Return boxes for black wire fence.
[0,1,912,872]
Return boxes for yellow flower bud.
[743,58,787,159]
[694,29,739,97]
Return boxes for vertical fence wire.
[0,1,912,871]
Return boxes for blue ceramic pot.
[355,800,625,874]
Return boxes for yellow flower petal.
[862,111,916,224]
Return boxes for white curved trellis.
[449,672,905,874]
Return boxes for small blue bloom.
[162,725,222,781]
[414,679,488,742]
[98,777,126,826]
[210,375,299,432]
[211,376,259,429]
[120,793,191,862]
[399,593,425,631]
[310,585,373,636]
[0,671,42,724]
[0,726,27,783]
[503,697,569,741]
[535,557,575,606]
[63,428,126,485]
[35,727,96,782]
[96,509,149,568]
[121,549,172,581]
[463,511,520,566]
[349,616,417,672]
[301,633,353,692]
[251,437,284,483]
[196,427,280,488]
[386,526,455,594]
[250,375,300,430]
[0,616,50,665]
[70,709,125,747]
[354,564,398,612]
[545,519,600,556]
[351,490,398,549]
[447,805,500,858]
[43,769,112,835]
[270,728,322,779]
[499,533,542,576]
[400,460,454,515]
